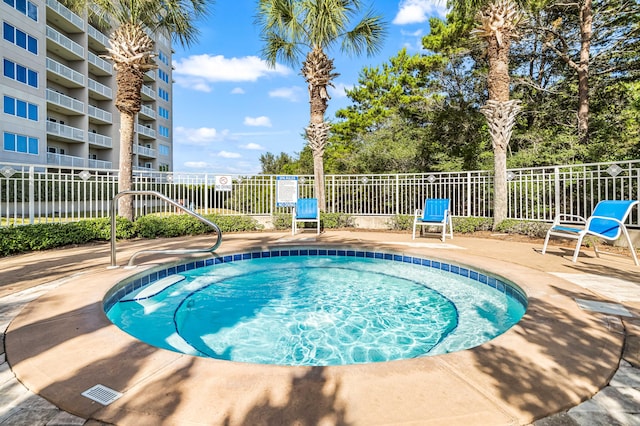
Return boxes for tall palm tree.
[256,0,386,211]
[450,0,523,227]
[66,0,212,220]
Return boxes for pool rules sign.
[276,176,298,207]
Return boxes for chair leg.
[621,227,639,266]
[541,231,551,254]
[412,222,417,240]
[440,224,445,242]
[448,220,453,240]
[572,234,586,263]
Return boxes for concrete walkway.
[0,232,639,425]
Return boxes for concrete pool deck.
[2,230,640,425]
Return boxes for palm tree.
[66,0,212,220]
[450,0,523,227]
[256,0,386,211]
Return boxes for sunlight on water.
[107,256,525,366]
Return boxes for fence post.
[395,174,400,216]
[204,174,209,215]
[28,166,35,225]
[466,171,472,217]
[554,166,561,219]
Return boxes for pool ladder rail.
[110,190,222,268]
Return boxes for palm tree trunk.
[480,100,521,227]
[114,64,144,221]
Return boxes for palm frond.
[341,12,386,57]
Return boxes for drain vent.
[81,384,123,405]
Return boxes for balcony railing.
[46,121,84,142]
[139,105,156,119]
[46,58,84,87]
[136,124,156,139]
[134,144,157,158]
[46,0,84,31]
[88,132,112,148]
[46,26,84,60]
[88,51,113,75]
[46,152,86,168]
[88,78,113,100]
[87,25,109,48]
[46,89,84,114]
[88,105,112,123]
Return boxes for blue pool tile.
[328,249,337,255]
[440,263,450,272]
[497,281,506,292]
[393,255,403,262]
[412,258,421,265]
[479,274,488,284]
[451,265,459,274]
[383,253,392,260]
[176,265,186,273]
[168,266,177,275]
[356,251,365,258]
[347,250,356,257]
[309,249,318,256]
[280,250,290,257]
[300,249,309,256]
[421,259,431,267]
[488,277,497,288]
[319,249,327,256]
[261,251,271,258]
[290,249,299,256]
[374,252,383,259]
[338,250,346,256]
[432,261,440,269]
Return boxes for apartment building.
[1,0,173,171]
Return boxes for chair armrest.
[585,215,625,227]
[414,209,422,218]
[551,214,587,226]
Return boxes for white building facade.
[1,0,174,171]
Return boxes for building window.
[158,88,169,102]
[3,95,38,121]
[3,131,38,154]
[159,163,169,172]
[159,126,169,138]
[3,0,37,20]
[3,23,38,54]
[158,106,169,119]
[159,144,170,156]
[3,59,38,88]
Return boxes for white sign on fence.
[276,176,298,207]
[215,175,233,192]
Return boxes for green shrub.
[321,212,354,229]
[494,219,550,238]
[271,213,291,230]
[387,215,413,231]
[452,217,494,234]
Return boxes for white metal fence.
[1,159,639,228]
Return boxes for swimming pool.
[104,247,527,366]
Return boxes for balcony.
[141,85,156,101]
[46,26,84,61]
[88,78,113,100]
[134,144,157,158]
[45,0,84,33]
[47,152,86,168]
[88,105,112,124]
[136,124,156,140]
[88,52,113,76]
[139,105,156,119]
[87,25,109,51]
[46,88,84,115]
[88,158,112,169]
[144,70,156,82]
[46,58,84,88]
[88,132,113,148]
[46,121,84,143]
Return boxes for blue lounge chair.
[542,200,639,265]
[412,198,453,242]
[292,198,320,235]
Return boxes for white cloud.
[174,126,230,145]
[173,55,292,91]
[218,151,242,158]
[393,0,447,25]
[231,87,245,94]
[269,86,304,102]
[244,116,272,127]
[183,161,210,169]
[241,142,265,150]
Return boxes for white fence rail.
[1,160,639,228]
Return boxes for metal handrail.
[110,190,222,267]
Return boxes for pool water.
[107,254,526,366]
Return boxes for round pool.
[104,247,527,366]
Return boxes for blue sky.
[171,0,447,174]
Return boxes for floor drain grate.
[81,384,123,405]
